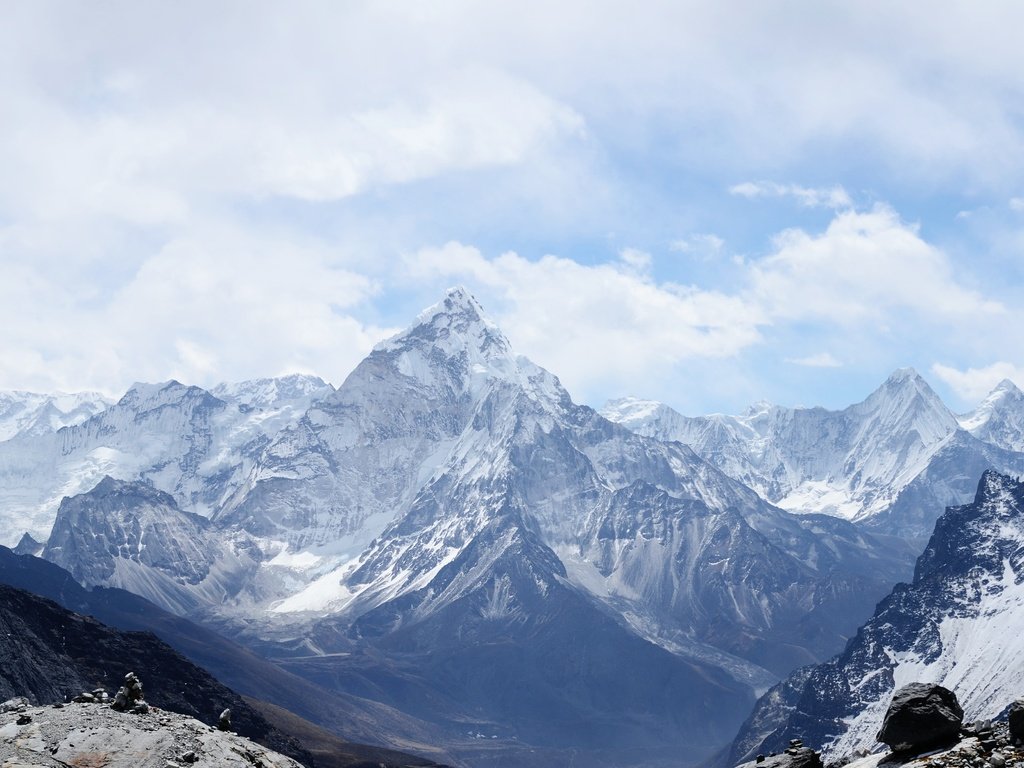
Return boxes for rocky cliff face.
[724,471,1024,765]
[43,477,261,615]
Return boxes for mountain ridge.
[722,470,1024,765]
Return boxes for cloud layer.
[2,2,1023,412]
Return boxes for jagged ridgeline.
[2,289,1024,767]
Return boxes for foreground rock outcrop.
[877,683,964,753]
[0,700,303,767]
[0,583,307,762]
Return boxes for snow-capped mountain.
[0,390,111,441]
[724,470,1024,764]
[211,373,334,410]
[253,289,908,675]
[602,371,1024,542]
[959,379,1024,452]
[0,374,332,549]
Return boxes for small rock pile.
[73,687,110,704]
[0,697,28,714]
[753,738,825,768]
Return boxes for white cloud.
[0,226,392,394]
[2,3,1023,411]
[405,204,1009,403]
[748,205,1003,324]
[0,68,584,222]
[618,248,653,272]
[406,241,764,400]
[730,182,852,209]
[670,234,725,258]
[931,362,1024,403]
[787,353,842,368]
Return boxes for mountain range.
[602,371,1024,543]
[4,288,1024,766]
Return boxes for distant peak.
[77,476,177,507]
[871,367,941,400]
[116,380,224,411]
[885,367,922,384]
[91,475,132,494]
[374,287,512,361]
[444,284,478,305]
[992,378,1022,396]
[600,397,668,424]
[417,286,489,325]
[742,399,775,418]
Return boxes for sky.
[3,1,1024,415]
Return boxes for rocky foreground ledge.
[0,700,303,768]
[840,720,1024,768]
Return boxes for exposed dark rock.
[877,682,963,753]
[1008,700,1024,742]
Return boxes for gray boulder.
[1007,700,1024,742]
[877,682,963,753]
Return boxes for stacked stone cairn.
[110,671,149,714]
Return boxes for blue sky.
[3,1,1024,414]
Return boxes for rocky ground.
[0,699,303,768]
[839,720,1024,768]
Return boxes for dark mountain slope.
[0,546,451,766]
[0,582,309,764]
